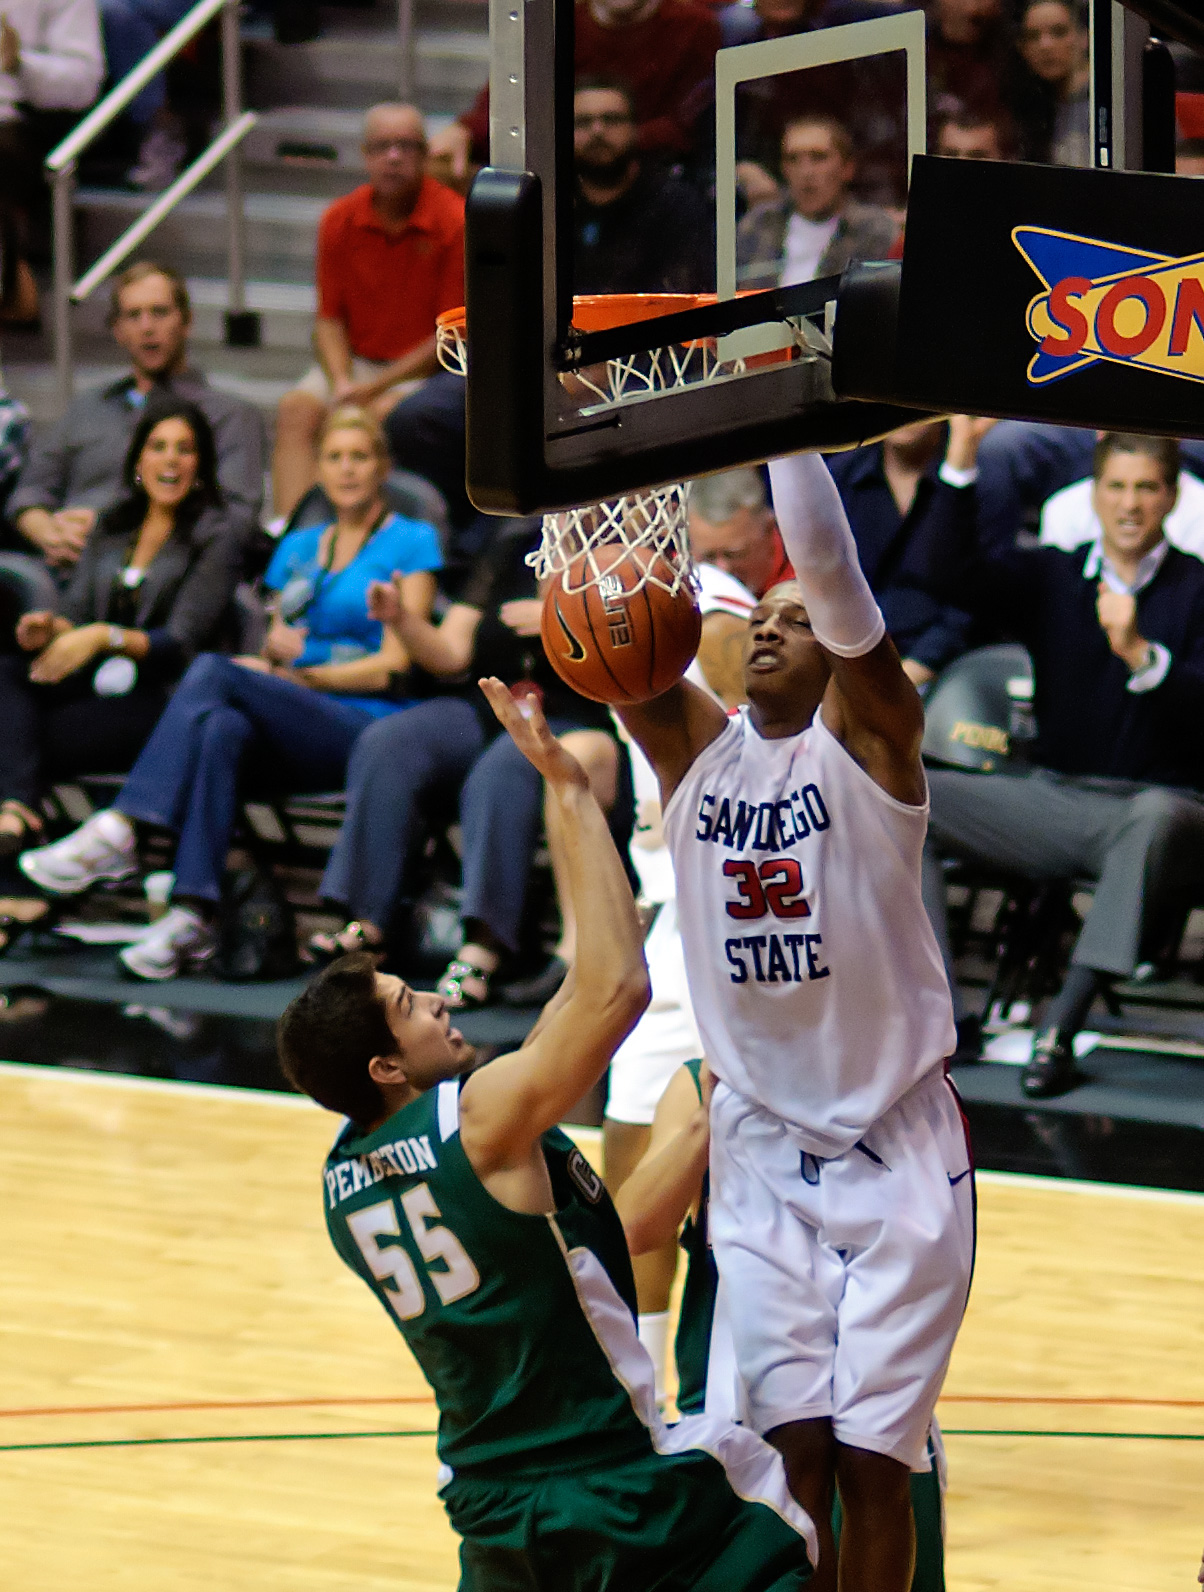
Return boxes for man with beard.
[573,77,713,295]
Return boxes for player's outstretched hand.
[479,677,590,790]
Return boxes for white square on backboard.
[715,11,927,362]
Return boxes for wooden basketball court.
[1,1061,1200,1591]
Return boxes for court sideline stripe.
[2,1064,1199,1200]
[0,1429,439,1453]
[1,1428,1201,1455]
[0,1395,437,1418]
[0,1059,318,1108]
[5,1392,1203,1420]
[939,1394,1204,1408]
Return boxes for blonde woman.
[20,406,441,980]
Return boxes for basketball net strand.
[532,485,697,597]
[437,310,733,597]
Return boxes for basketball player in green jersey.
[617,1061,948,1592]
[278,678,817,1592]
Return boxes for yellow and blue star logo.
[1014,226,1204,386]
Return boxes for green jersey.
[324,1079,652,1476]
[324,1079,818,1589]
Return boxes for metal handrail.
[46,0,230,173]
[72,112,257,303]
[45,0,257,408]
[397,0,415,98]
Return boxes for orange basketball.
[540,543,702,705]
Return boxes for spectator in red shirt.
[687,468,794,599]
[429,0,721,179]
[272,103,465,519]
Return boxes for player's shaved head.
[743,585,830,737]
[762,579,806,608]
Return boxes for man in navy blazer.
[919,425,1204,1098]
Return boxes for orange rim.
[437,291,793,368]
[437,292,716,339]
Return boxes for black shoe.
[1021,1032,1078,1098]
[951,1014,982,1066]
[499,955,568,1007]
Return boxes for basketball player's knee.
[834,1443,911,1517]
[766,1417,836,1511]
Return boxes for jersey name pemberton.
[663,708,956,1159]
[323,1081,657,1477]
[325,1131,440,1204]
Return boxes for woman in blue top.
[20,405,442,981]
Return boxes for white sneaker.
[19,810,137,896]
[119,907,216,982]
[128,123,187,191]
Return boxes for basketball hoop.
[436,294,742,597]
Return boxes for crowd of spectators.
[573,77,714,293]
[2,10,1204,1111]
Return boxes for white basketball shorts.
[708,1067,975,1470]
[605,898,702,1126]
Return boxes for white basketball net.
[436,308,730,597]
[436,315,733,411]
[533,485,695,596]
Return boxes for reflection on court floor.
[0,1062,1199,1592]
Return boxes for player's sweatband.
[767,452,886,659]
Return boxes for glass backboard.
[461,0,932,513]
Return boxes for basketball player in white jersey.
[617,450,974,1592]
[606,561,756,1396]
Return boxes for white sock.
[92,809,134,848]
[638,1310,671,1404]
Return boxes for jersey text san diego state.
[663,709,956,1157]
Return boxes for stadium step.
[245,6,488,116]
[76,186,326,286]
[22,2,486,422]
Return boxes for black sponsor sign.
[892,155,1204,435]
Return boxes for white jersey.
[663,707,955,1157]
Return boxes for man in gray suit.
[8,261,264,569]
[736,114,899,292]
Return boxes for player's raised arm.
[767,450,926,806]
[458,679,650,1178]
[615,677,728,811]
